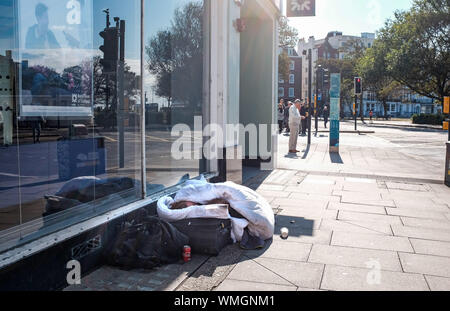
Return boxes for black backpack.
[106,216,189,270]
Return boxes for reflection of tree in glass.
[92,56,140,129]
[146,2,203,112]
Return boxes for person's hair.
[35,3,48,19]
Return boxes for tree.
[376,0,449,103]
[278,17,299,84]
[278,16,299,49]
[146,2,203,112]
[278,51,290,82]
[318,40,366,116]
[357,41,400,118]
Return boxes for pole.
[315,66,319,136]
[118,19,125,168]
[308,48,312,145]
[354,95,357,131]
[314,94,318,135]
[140,0,146,198]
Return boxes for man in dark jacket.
[323,105,329,129]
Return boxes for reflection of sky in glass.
[0,0,201,104]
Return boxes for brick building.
[278,48,302,103]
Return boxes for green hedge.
[411,114,445,125]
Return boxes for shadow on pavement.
[329,152,344,164]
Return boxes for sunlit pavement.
[66,121,450,291]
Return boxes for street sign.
[287,0,316,17]
[444,96,450,114]
[329,73,341,153]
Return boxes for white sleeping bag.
[157,180,275,242]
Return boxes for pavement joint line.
[244,255,299,288]
[274,168,444,184]
[173,255,211,291]
[210,259,245,291]
[339,220,393,236]
[423,274,432,291]
[221,278,299,290]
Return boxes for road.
[277,120,448,182]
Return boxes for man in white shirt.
[288,100,303,153]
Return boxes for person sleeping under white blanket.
[157,179,275,245]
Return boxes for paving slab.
[256,190,290,199]
[278,206,337,220]
[215,279,297,291]
[287,192,341,202]
[392,225,450,242]
[389,198,449,212]
[320,265,429,291]
[400,217,450,231]
[340,192,396,207]
[331,231,414,252]
[272,228,332,245]
[386,207,448,221]
[308,244,402,272]
[386,182,430,192]
[410,239,450,257]
[399,253,450,278]
[328,202,386,215]
[338,210,402,225]
[319,219,393,236]
[226,259,292,286]
[252,257,324,289]
[424,275,450,291]
[272,198,328,210]
[244,240,312,262]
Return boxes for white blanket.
[157,180,275,242]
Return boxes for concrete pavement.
[65,121,450,292]
[66,169,450,292]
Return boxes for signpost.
[329,73,341,153]
[287,0,316,17]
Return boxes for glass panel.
[0,0,142,252]
[144,0,207,195]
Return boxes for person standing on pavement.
[288,100,302,153]
[323,105,329,129]
[369,109,374,124]
[278,100,285,134]
[300,100,308,136]
[284,101,292,133]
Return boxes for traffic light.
[99,27,119,73]
[354,77,362,95]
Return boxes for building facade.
[0,0,281,290]
[278,47,302,102]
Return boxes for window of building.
[279,87,285,97]
[289,74,295,84]
[289,61,295,71]
[0,0,211,254]
[279,78,284,84]
[288,88,294,98]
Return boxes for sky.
[285,0,414,40]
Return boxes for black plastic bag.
[106,216,189,270]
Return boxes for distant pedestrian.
[284,101,292,133]
[288,100,302,153]
[300,100,307,136]
[278,100,285,134]
[369,110,374,123]
[323,105,329,129]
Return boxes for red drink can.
[183,245,191,262]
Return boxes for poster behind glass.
[18,0,93,118]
